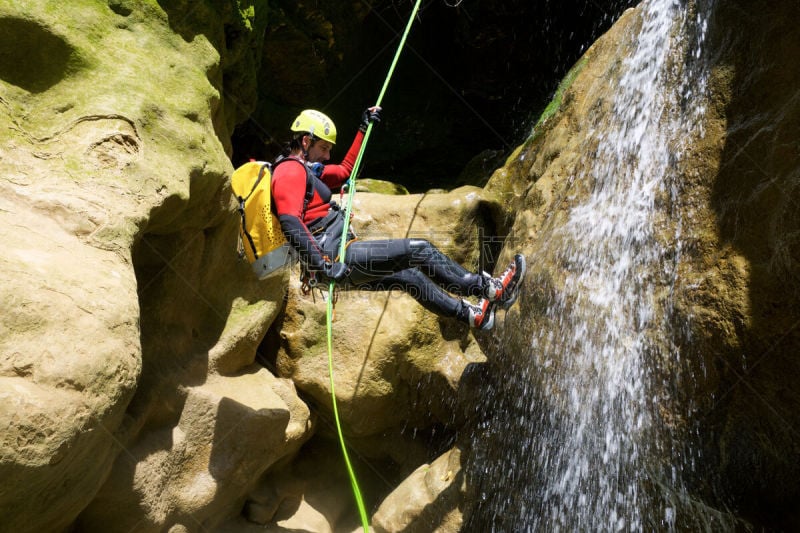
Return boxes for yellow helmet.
[291,109,337,145]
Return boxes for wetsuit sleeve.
[320,130,364,189]
[272,162,329,271]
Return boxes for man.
[271,108,525,330]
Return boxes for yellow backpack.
[230,159,311,279]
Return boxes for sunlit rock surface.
[0,1,287,530]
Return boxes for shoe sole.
[480,308,495,330]
[470,298,495,330]
[499,254,526,310]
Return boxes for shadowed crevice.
[0,17,83,93]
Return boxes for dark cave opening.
[230,0,638,192]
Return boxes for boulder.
[273,187,502,464]
[76,370,311,531]
[372,447,466,533]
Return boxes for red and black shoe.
[483,254,527,310]
[462,298,495,330]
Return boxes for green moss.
[532,56,588,132]
[354,178,409,195]
[240,4,255,25]
[226,297,273,329]
[62,154,86,178]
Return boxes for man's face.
[305,136,333,163]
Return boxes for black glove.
[323,261,349,282]
[359,106,382,132]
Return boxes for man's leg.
[344,238,485,296]
[354,269,494,329]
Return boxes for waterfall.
[534,1,711,530]
[468,0,718,530]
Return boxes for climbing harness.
[325,1,423,530]
[301,202,356,302]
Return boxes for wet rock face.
[701,0,800,528]
[464,0,800,530]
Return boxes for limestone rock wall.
[0,1,302,530]
[697,0,800,526]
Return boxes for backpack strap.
[273,156,315,221]
[243,162,271,203]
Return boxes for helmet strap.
[300,133,313,160]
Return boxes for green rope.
[325,1,423,531]
[337,0,423,253]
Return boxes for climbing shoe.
[483,253,527,310]
[462,298,495,330]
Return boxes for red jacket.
[272,130,364,223]
[272,131,364,268]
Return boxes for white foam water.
[522,0,712,530]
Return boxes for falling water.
[468,0,718,530]
[533,0,711,529]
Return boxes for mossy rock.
[355,178,409,195]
